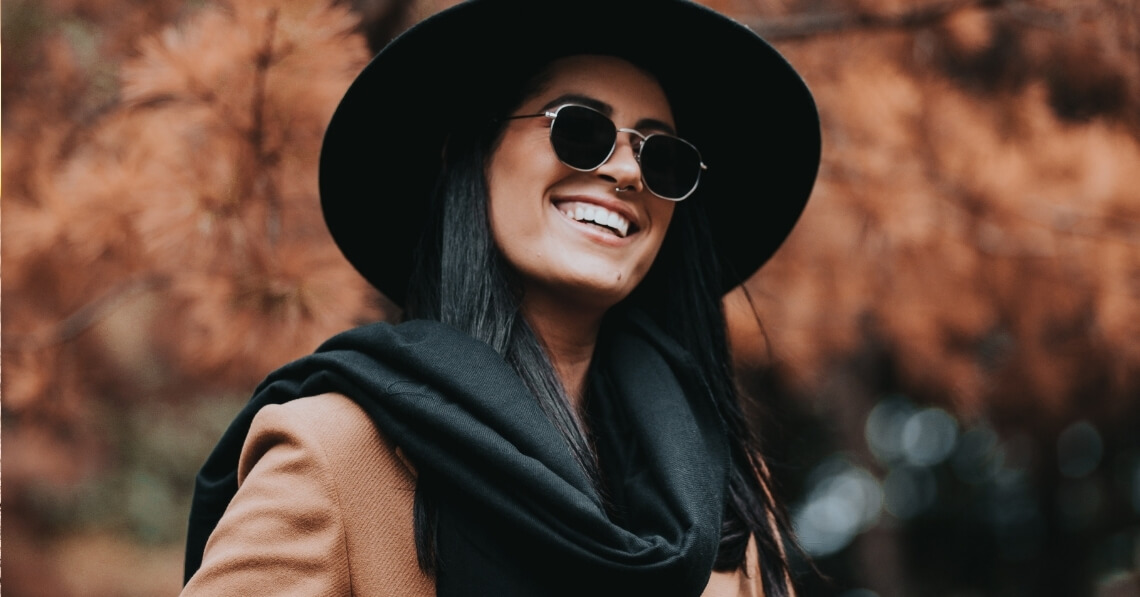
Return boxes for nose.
[595,133,643,193]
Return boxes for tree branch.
[250,8,283,245]
[747,0,1058,41]
[2,274,171,352]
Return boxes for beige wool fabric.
[182,393,765,596]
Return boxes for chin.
[553,270,643,310]
[513,252,653,313]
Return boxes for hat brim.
[320,0,821,306]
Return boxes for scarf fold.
[184,310,728,596]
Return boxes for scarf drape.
[184,310,728,596]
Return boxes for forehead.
[523,55,675,126]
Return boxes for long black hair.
[403,68,795,597]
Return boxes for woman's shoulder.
[239,392,416,488]
[186,393,429,596]
[255,392,374,436]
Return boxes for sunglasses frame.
[505,103,707,201]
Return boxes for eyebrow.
[539,93,678,136]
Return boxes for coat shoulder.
[254,393,431,591]
[268,393,412,476]
[187,392,432,596]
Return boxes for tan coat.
[182,393,765,596]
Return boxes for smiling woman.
[181,0,820,595]
[488,57,678,328]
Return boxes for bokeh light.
[865,396,915,466]
[1057,420,1104,479]
[985,469,1045,561]
[951,424,1002,485]
[794,458,884,557]
[900,408,958,467]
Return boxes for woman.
[182,0,820,595]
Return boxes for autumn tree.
[3,0,382,593]
[721,1,1140,595]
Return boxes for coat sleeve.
[181,400,354,596]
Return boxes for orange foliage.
[731,1,1140,428]
[6,0,1137,457]
[2,0,380,464]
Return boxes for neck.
[519,294,605,410]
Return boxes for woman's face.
[487,55,677,312]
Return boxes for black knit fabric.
[184,310,728,596]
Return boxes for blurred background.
[2,0,1138,595]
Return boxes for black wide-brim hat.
[320,0,821,306]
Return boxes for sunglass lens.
[640,136,702,200]
[550,106,616,171]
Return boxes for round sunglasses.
[506,104,706,201]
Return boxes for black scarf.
[184,310,728,596]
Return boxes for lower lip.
[551,204,634,247]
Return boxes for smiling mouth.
[554,200,635,238]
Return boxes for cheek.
[486,168,546,268]
[487,135,554,212]
[487,187,529,264]
[486,133,566,253]
[488,129,558,186]
[486,144,525,246]
[647,202,677,252]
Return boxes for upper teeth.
[558,201,631,237]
